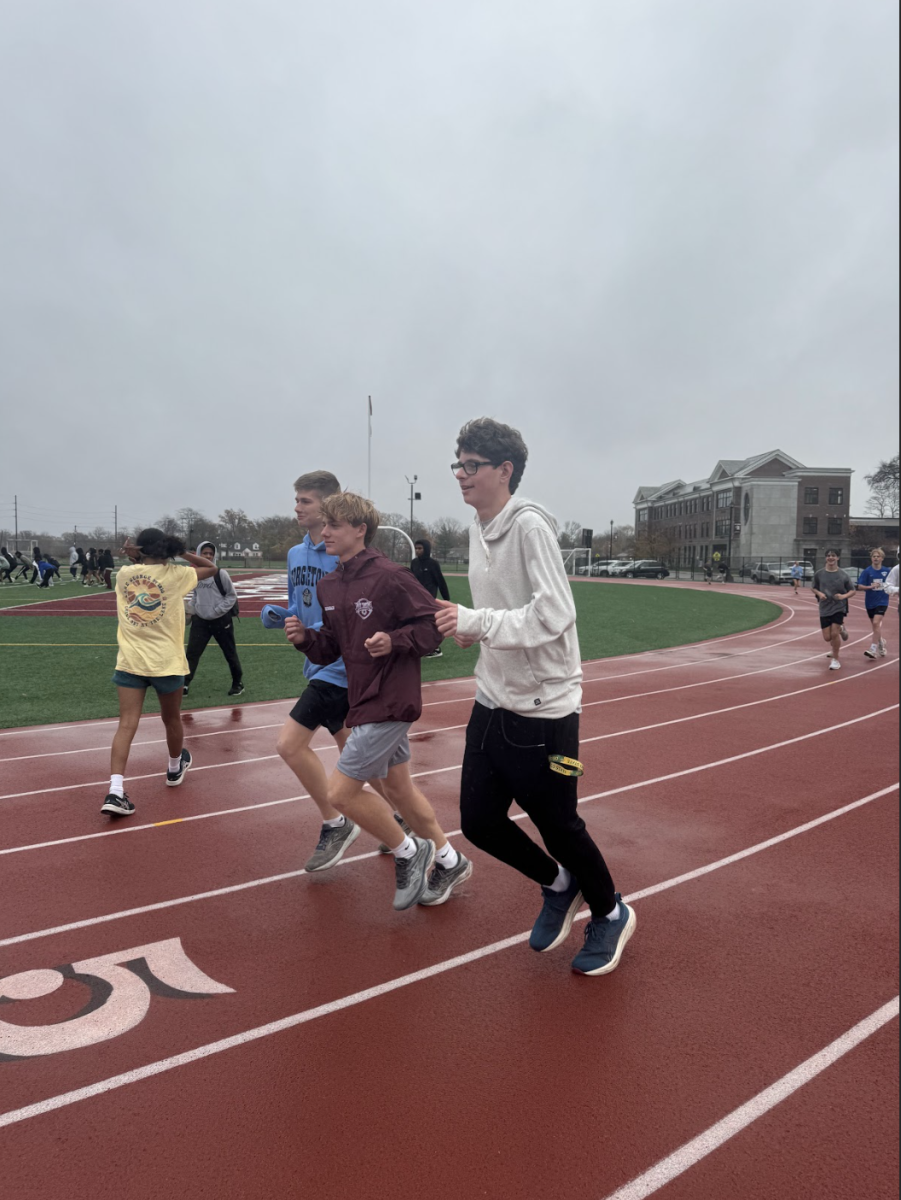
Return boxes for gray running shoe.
[840,625,849,642]
[304,820,361,873]
[393,837,436,910]
[420,853,473,906]
[379,812,414,854]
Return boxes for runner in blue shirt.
[262,470,398,872]
[790,562,803,595]
[856,547,892,659]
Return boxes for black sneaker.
[182,684,190,697]
[166,748,193,787]
[228,682,245,696]
[101,792,135,817]
[425,649,443,659]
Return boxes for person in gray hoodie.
[436,417,635,977]
[184,541,244,697]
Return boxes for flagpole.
[367,395,372,497]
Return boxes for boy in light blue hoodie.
[263,470,398,873]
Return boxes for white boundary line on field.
[0,782,895,1129]
[601,996,900,1200]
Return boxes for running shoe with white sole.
[420,854,473,906]
[840,625,849,642]
[529,877,585,952]
[393,837,436,910]
[864,643,878,659]
[166,748,193,786]
[101,792,135,817]
[304,820,361,872]
[879,640,888,658]
[829,659,842,671]
[571,895,637,976]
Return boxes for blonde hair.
[320,491,380,546]
[871,547,885,558]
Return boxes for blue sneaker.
[571,894,636,976]
[529,877,585,952]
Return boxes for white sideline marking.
[602,997,900,1200]
[0,783,895,1128]
[2,661,896,856]
[0,604,797,738]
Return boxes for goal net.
[560,547,591,576]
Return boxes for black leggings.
[460,702,617,917]
[186,616,243,686]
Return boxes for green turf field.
[0,578,779,729]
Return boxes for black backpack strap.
[213,569,227,597]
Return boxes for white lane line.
[0,782,895,1129]
[0,765,464,857]
[4,662,896,856]
[0,723,469,802]
[1,693,894,946]
[602,996,900,1200]
[0,722,290,764]
[0,606,797,739]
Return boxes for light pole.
[405,475,420,539]
[609,520,614,560]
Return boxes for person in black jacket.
[411,539,450,659]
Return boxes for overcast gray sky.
[1,0,897,538]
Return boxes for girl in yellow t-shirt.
[102,529,220,818]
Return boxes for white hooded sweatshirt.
[455,496,582,718]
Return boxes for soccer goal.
[561,547,591,576]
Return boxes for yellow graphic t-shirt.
[115,562,199,678]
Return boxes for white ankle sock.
[324,815,346,829]
[436,842,459,869]
[168,756,182,773]
[393,834,418,860]
[109,774,125,798]
[606,902,621,922]
[548,865,571,893]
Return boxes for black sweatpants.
[460,702,617,918]
[186,615,243,686]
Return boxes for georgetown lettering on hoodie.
[287,534,347,689]
[455,496,582,719]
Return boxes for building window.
[804,487,819,505]
[828,517,843,535]
[716,491,733,509]
[743,493,751,522]
[715,519,731,537]
[803,517,818,536]
[829,487,844,506]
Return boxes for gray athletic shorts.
[337,721,413,781]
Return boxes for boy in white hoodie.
[436,418,635,976]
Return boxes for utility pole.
[405,475,420,539]
[114,506,118,544]
[367,396,373,498]
[609,519,614,560]
[14,494,18,551]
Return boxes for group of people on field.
[99,418,635,978]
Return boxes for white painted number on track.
[0,938,234,1060]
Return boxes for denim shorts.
[112,670,185,695]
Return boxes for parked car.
[750,560,814,585]
[616,560,671,580]
[591,560,619,576]
[607,560,637,577]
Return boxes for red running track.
[0,585,897,1199]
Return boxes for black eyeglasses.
[451,459,500,476]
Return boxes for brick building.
[633,450,853,568]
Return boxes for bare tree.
[217,508,252,549]
[864,455,900,518]
[557,520,582,549]
[431,517,464,561]
[155,514,184,537]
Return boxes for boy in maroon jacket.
[285,492,472,911]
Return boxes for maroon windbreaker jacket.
[299,547,441,726]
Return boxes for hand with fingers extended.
[364,632,393,658]
[284,615,308,646]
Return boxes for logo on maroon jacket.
[355,598,374,620]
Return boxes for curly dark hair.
[456,418,529,493]
[136,528,186,560]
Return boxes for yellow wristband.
[548,755,584,778]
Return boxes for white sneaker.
[829,659,842,671]
[839,625,849,642]
[878,640,887,658]
[864,643,878,660]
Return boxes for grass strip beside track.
[0,579,779,729]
